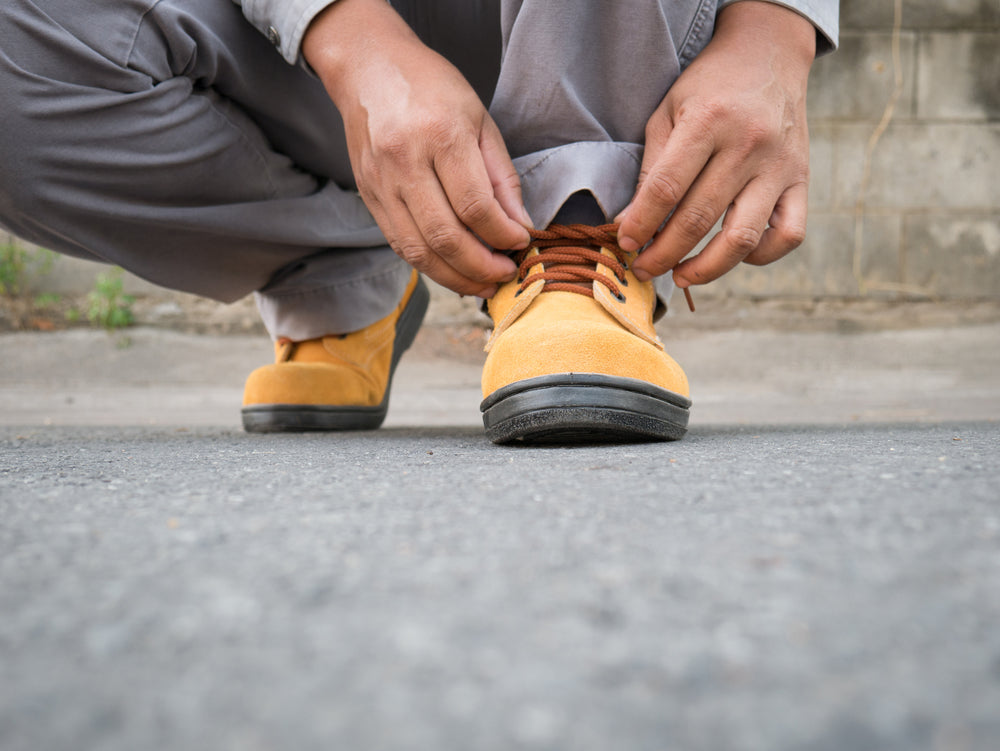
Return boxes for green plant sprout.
[86,267,135,332]
[0,243,54,296]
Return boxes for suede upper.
[482,242,689,399]
[243,270,421,408]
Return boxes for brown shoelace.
[518,223,695,312]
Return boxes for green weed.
[0,243,54,296]
[86,267,135,332]
[33,292,62,308]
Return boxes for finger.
[433,130,530,253]
[613,107,673,224]
[479,117,534,230]
[743,181,808,266]
[385,203,501,298]
[402,176,518,285]
[631,155,751,281]
[670,179,777,287]
[616,114,715,253]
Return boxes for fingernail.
[632,267,652,282]
[519,205,534,226]
[619,234,640,253]
[480,285,499,299]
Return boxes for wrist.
[302,0,419,101]
[714,1,816,68]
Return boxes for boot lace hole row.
[513,223,694,313]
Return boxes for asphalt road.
[2,422,998,751]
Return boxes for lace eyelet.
[614,291,627,303]
[618,275,629,287]
[514,287,523,297]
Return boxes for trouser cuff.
[254,247,412,341]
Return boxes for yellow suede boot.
[480,224,690,444]
[242,270,429,432]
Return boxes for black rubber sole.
[480,373,691,445]
[241,276,430,433]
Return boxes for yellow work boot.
[480,224,690,444]
[242,270,429,432]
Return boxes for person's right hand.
[302,0,532,298]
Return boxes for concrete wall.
[714,0,1000,300]
[5,0,1000,303]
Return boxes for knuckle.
[682,99,728,130]
[424,118,465,151]
[454,191,493,227]
[676,203,717,241]
[393,242,429,268]
[377,132,414,163]
[500,170,521,191]
[725,226,762,256]
[742,122,773,151]
[778,222,807,250]
[700,100,730,126]
[645,171,683,210]
[423,222,463,255]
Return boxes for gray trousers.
[0,0,718,339]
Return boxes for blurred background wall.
[714,0,1000,301]
[3,0,999,304]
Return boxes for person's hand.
[615,1,817,289]
[302,0,531,297]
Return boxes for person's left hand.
[615,1,818,289]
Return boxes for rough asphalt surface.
[2,423,998,751]
[2,323,999,750]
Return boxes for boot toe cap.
[243,363,382,407]
[482,319,688,399]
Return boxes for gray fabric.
[490,0,720,302]
[0,0,837,340]
[492,0,716,222]
[0,0,406,338]
[236,0,335,64]
[240,0,838,65]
